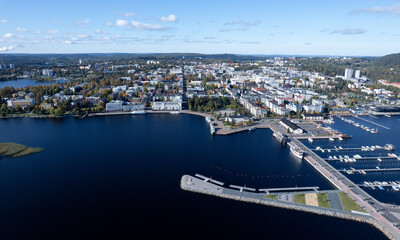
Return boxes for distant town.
[0,54,399,123]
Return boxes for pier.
[324,156,396,161]
[339,168,400,172]
[180,175,395,237]
[259,186,319,194]
[229,185,256,192]
[354,115,390,130]
[195,174,224,186]
[358,182,399,188]
[314,146,392,152]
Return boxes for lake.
[0,79,69,89]
[0,114,386,239]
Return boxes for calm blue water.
[0,79,69,89]
[303,115,400,205]
[0,115,386,239]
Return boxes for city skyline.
[1,0,400,56]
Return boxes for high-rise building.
[181,59,187,110]
[42,69,54,77]
[355,70,361,79]
[344,68,353,80]
[9,64,15,69]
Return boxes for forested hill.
[373,53,400,68]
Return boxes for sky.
[0,0,400,56]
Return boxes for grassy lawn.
[317,193,331,208]
[0,142,43,158]
[338,192,366,212]
[294,194,306,204]
[264,195,278,200]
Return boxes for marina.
[338,116,379,133]
[313,144,395,152]
[355,116,391,130]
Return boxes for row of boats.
[206,117,216,135]
[329,155,359,162]
[339,117,378,133]
[363,181,400,191]
[308,137,343,143]
[315,144,395,153]
[344,167,366,175]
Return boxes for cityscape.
[1,0,400,239]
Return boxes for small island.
[0,142,43,158]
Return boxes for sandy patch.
[305,193,318,207]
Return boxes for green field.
[294,194,306,204]
[317,193,331,208]
[264,195,278,200]
[338,192,366,212]
[0,142,43,158]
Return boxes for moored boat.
[289,145,304,159]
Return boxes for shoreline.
[0,110,272,135]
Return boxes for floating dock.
[355,116,390,130]
[195,174,224,186]
[339,168,400,172]
[229,185,256,192]
[259,186,319,194]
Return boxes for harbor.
[179,115,400,239]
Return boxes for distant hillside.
[373,53,400,67]
[1,53,264,65]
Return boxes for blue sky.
[1,0,400,56]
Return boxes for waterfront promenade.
[180,175,386,236]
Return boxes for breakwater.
[181,175,395,240]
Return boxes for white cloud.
[95,29,107,34]
[219,27,233,32]
[224,20,261,27]
[130,20,165,30]
[352,4,400,17]
[124,12,135,17]
[0,19,8,23]
[221,20,261,32]
[116,19,129,27]
[47,30,59,34]
[77,34,90,39]
[105,21,113,26]
[160,14,177,22]
[330,29,366,35]
[241,41,260,44]
[204,36,216,40]
[16,27,29,32]
[3,33,13,38]
[75,19,91,25]
[112,18,167,30]
[0,44,21,52]
[63,40,74,44]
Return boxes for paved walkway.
[328,192,344,211]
